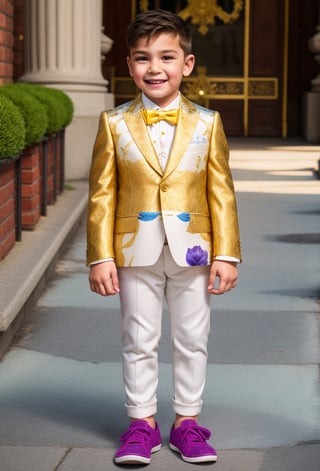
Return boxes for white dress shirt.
[142,93,179,171]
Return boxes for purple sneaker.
[169,420,217,463]
[114,420,161,465]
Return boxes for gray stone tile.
[0,446,66,471]
[0,350,123,448]
[208,309,320,364]
[36,272,114,309]
[58,448,114,471]
[15,305,319,365]
[214,449,265,471]
[15,306,123,363]
[1,350,319,450]
[213,192,320,313]
[59,447,265,471]
[204,364,320,449]
[260,444,320,471]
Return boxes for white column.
[23,0,107,90]
[22,0,114,178]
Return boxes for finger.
[110,273,120,293]
[90,279,110,296]
[208,278,224,294]
[208,279,235,295]
[209,288,224,295]
[95,283,108,296]
[103,278,120,296]
[208,271,219,291]
[102,279,115,295]
[218,278,228,292]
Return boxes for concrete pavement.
[0,138,319,470]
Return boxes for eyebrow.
[131,49,178,55]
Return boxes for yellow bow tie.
[142,109,179,125]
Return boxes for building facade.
[1,0,114,179]
[103,0,320,139]
[0,1,319,180]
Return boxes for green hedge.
[0,84,48,147]
[15,83,63,135]
[15,83,74,135]
[47,87,74,127]
[0,94,26,159]
[0,83,74,159]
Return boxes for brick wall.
[0,161,16,259]
[0,1,15,259]
[13,0,23,80]
[21,145,41,229]
[0,0,14,84]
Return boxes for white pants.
[118,245,211,419]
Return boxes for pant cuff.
[125,401,157,419]
[172,398,203,417]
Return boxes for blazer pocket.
[115,217,138,233]
[187,214,212,233]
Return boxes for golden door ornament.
[183,66,216,98]
[179,0,244,35]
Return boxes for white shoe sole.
[114,444,161,465]
[169,443,217,463]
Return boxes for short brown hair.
[127,9,192,55]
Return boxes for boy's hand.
[89,260,120,296]
[208,260,238,295]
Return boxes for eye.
[134,55,148,62]
[162,55,175,61]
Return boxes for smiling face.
[127,33,195,108]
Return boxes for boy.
[87,9,241,465]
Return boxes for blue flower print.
[186,245,208,266]
[177,212,190,222]
[138,212,161,221]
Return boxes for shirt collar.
[142,92,180,110]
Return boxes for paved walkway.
[0,138,319,470]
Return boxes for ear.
[183,54,195,77]
[127,56,133,77]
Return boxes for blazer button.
[160,183,168,191]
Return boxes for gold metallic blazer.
[87,93,241,267]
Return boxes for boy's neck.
[142,92,180,110]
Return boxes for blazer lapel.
[163,95,199,178]
[123,94,163,175]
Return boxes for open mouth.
[145,79,167,85]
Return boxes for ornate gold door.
[107,0,289,137]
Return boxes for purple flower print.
[186,245,208,266]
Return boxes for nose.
[147,59,161,74]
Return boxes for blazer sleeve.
[86,111,117,265]
[207,111,242,261]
